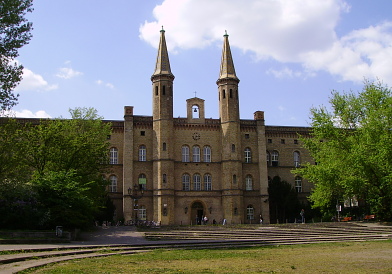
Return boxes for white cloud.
[56,67,83,79]
[96,80,115,89]
[303,22,392,84]
[1,109,52,118]
[15,67,58,92]
[140,0,392,85]
[266,67,303,79]
[140,0,345,60]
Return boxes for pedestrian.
[259,215,263,225]
[300,209,305,224]
[203,215,208,224]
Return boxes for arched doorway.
[191,201,204,225]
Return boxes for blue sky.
[7,0,392,126]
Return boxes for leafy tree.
[0,107,112,229]
[0,0,33,111]
[268,176,302,223]
[296,81,392,221]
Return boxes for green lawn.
[24,240,392,273]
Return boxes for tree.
[0,0,33,111]
[295,81,392,221]
[0,107,113,229]
[268,176,301,223]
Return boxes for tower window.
[141,131,145,136]
[155,86,158,96]
[245,175,253,191]
[231,144,235,152]
[244,147,252,163]
[163,174,167,184]
[138,174,146,190]
[138,205,146,220]
[139,145,147,161]
[163,142,167,151]
[223,89,226,99]
[230,89,233,98]
[162,85,166,95]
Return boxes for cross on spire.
[194,91,197,97]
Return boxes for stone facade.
[106,30,314,225]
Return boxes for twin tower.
[121,29,269,225]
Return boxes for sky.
[6,0,392,126]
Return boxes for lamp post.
[128,184,144,225]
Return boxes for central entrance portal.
[191,202,204,225]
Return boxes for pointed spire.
[152,27,173,77]
[218,31,239,81]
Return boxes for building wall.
[106,116,313,224]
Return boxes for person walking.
[300,209,305,224]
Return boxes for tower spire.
[218,31,239,82]
[152,27,174,78]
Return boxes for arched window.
[192,145,200,162]
[163,142,167,151]
[138,174,146,190]
[192,105,200,119]
[182,145,190,162]
[246,205,254,220]
[233,174,237,184]
[266,151,270,166]
[182,174,190,191]
[245,175,253,191]
[295,176,302,193]
[294,151,300,167]
[139,145,146,161]
[193,173,201,190]
[162,174,167,184]
[109,175,117,192]
[231,144,236,152]
[271,150,279,166]
[138,205,146,220]
[109,147,118,164]
[203,146,211,162]
[204,173,212,191]
[244,147,252,163]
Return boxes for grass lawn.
[24,240,392,273]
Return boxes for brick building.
[107,29,314,225]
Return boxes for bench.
[341,217,352,222]
[364,215,375,221]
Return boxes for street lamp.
[128,184,144,225]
